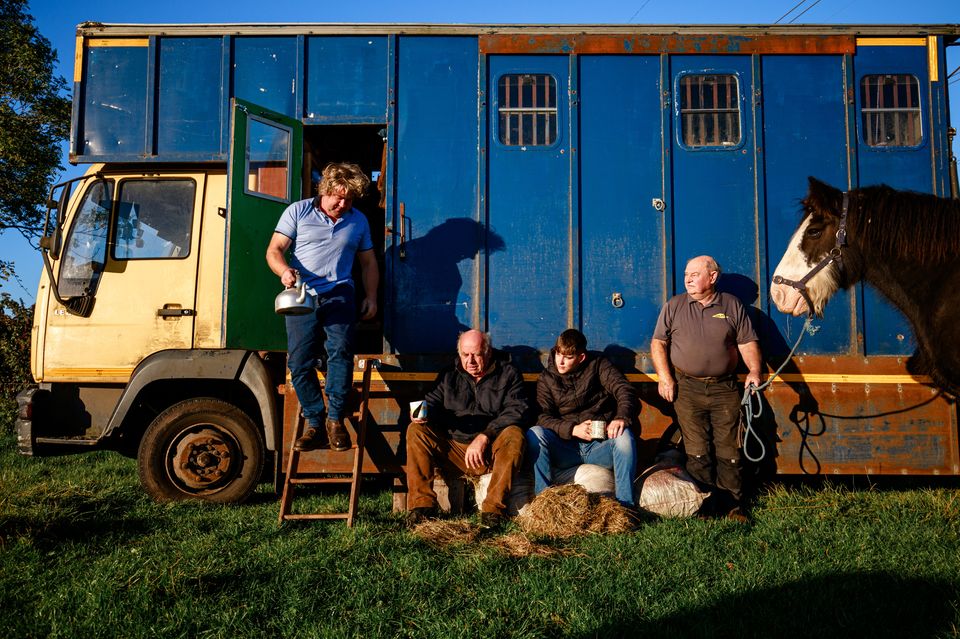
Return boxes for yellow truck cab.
[22,164,282,501]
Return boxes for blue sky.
[2,0,958,303]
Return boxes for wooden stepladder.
[278,358,377,526]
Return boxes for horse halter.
[772,192,849,317]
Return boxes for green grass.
[2,430,960,639]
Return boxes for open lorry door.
[225,98,303,352]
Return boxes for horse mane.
[808,178,960,265]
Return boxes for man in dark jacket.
[406,329,529,528]
[527,329,639,507]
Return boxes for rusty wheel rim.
[165,425,241,494]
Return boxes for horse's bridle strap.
[772,192,849,315]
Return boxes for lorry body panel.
[760,54,853,354]
[855,41,934,356]
[389,36,480,352]
[21,23,960,499]
[578,53,666,352]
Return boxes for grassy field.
[2,431,960,639]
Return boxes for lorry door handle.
[158,306,195,317]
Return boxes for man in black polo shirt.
[651,255,762,520]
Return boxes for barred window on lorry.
[498,74,558,146]
[59,180,113,298]
[112,180,195,260]
[679,74,741,148]
[861,74,922,147]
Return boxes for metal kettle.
[274,271,316,315]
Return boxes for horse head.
[770,177,848,317]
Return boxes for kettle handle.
[293,271,308,304]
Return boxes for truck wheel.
[138,398,264,503]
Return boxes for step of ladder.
[278,358,377,526]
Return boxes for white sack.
[635,462,707,518]
[554,463,615,495]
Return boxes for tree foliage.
[0,0,71,266]
[0,0,65,425]
[0,291,33,429]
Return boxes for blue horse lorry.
[16,22,960,503]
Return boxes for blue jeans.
[285,284,355,423]
[525,425,638,506]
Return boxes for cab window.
[59,179,113,298]
[112,179,196,260]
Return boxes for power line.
[774,0,809,24]
[789,0,825,23]
[628,0,654,23]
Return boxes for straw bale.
[411,518,479,547]
[485,532,572,558]
[516,484,635,538]
[586,496,636,534]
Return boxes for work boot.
[405,506,438,528]
[325,418,352,452]
[478,511,506,531]
[725,505,750,524]
[294,426,324,451]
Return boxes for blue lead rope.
[740,316,817,463]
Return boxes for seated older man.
[405,329,529,529]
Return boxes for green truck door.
[225,99,303,351]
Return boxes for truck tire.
[138,398,265,503]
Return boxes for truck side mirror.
[39,234,61,260]
[41,182,72,260]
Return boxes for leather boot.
[294,425,324,451]
[325,418,352,452]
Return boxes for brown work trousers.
[674,372,743,502]
[406,422,525,514]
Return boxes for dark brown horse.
[771,176,960,395]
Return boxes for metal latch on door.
[158,305,195,318]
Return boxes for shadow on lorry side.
[387,219,505,354]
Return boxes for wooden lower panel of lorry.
[278,355,960,478]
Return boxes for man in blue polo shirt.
[266,162,379,452]
[651,255,761,521]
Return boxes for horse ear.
[806,176,842,214]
